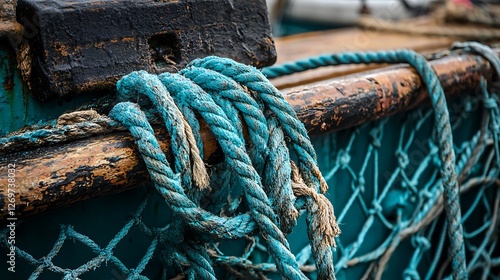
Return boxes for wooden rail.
[0,49,495,220]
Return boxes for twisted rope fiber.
[188,57,340,280]
[109,102,256,239]
[116,71,209,190]
[188,57,329,194]
[109,64,341,278]
[114,71,215,278]
[0,114,121,153]
[263,49,467,279]
[156,73,307,279]
[264,114,299,234]
[180,66,270,175]
[180,67,299,233]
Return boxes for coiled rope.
[108,57,340,280]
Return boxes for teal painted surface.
[0,42,102,137]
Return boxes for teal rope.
[157,73,308,279]
[264,114,299,233]
[109,102,256,240]
[262,49,467,279]
[110,65,334,278]
[116,71,194,189]
[189,57,329,194]
[180,66,270,174]
[188,57,339,280]
[115,71,216,276]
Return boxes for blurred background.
[265,0,500,36]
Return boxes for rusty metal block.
[16,0,276,101]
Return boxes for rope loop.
[109,57,340,279]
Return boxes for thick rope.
[188,57,340,280]
[188,56,329,194]
[156,73,308,279]
[180,66,270,175]
[109,102,257,240]
[116,71,208,189]
[263,49,467,279]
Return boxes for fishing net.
[1,45,500,280]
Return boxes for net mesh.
[2,88,499,279]
[1,54,500,279]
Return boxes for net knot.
[369,201,383,215]
[482,96,499,110]
[396,148,410,169]
[369,127,382,148]
[99,250,113,262]
[357,177,366,193]
[413,236,431,250]
[337,150,351,168]
[63,272,80,280]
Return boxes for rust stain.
[53,42,69,56]
[121,37,135,43]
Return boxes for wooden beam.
[0,50,494,221]
[285,53,492,134]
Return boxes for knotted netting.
[1,42,499,280]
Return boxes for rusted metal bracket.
[0,49,495,221]
[16,0,276,101]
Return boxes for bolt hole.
[148,32,181,72]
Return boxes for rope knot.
[357,177,366,193]
[369,201,383,215]
[403,268,420,280]
[99,250,113,262]
[412,236,431,250]
[63,272,80,280]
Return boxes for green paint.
[0,42,105,136]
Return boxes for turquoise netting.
[2,93,499,280]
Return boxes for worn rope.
[188,57,329,194]
[157,72,307,279]
[263,49,467,279]
[108,58,340,279]
[189,56,340,279]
